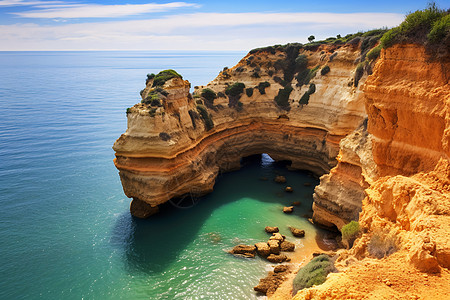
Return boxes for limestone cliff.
[113,42,370,217]
[293,44,450,299]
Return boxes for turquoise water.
[0,51,320,299]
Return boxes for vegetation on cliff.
[380,3,449,59]
[152,69,183,87]
[196,105,214,131]
[292,255,336,294]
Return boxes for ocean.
[0,51,322,299]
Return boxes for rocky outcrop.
[113,43,369,217]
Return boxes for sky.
[0,0,448,51]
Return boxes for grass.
[341,221,360,246]
[367,231,399,259]
[292,255,336,294]
[152,69,182,87]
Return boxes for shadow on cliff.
[111,155,320,275]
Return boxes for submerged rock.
[290,226,305,237]
[254,265,291,295]
[285,186,294,192]
[265,226,279,233]
[274,176,287,183]
[292,201,301,206]
[283,206,294,213]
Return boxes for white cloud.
[11,2,199,18]
[0,12,404,50]
[0,0,65,6]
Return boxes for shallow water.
[0,51,322,299]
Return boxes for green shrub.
[152,69,182,86]
[149,108,157,117]
[296,69,310,86]
[236,101,243,112]
[225,82,245,97]
[188,109,198,129]
[295,54,308,69]
[367,231,398,259]
[201,88,216,105]
[126,107,131,114]
[380,3,448,49]
[299,92,310,105]
[428,14,450,42]
[367,44,382,61]
[354,62,365,87]
[292,255,336,294]
[251,71,260,78]
[257,81,271,94]
[274,85,293,108]
[308,83,316,95]
[320,65,330,75]
[245,88,253,97]
[341,221,360,241]
[196,105,214,131]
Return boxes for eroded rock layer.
[114,43,370,216]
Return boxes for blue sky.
[0,0,448,50]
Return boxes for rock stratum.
[114,38,450,297]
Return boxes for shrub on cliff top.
[292,255,336,294]
[152,69,182,87]
[380,3,448,50]
[367,44,382,61]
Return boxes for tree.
[337,34,341,39]
[308,35,315,43]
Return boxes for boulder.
[269,232,284,241]
[265,226,279,233]
[289,226,305,237]
[285,186,293,192]
[273,265,289,273]
[255,242,271,257]
[267,254,288,263]
[280,240,295,252]
[274,176,286,183]
[283,206,294,213]
[268,240,280,254]
[229,244,256,258]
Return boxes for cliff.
[113,42,371,218]
[293,44,450,299]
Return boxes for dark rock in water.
[274,175,286,183]
[292,201,301,206]
[255,242,271,257]
[303,182,312,186]
[280,240,295,252]
[265,226,279,233]
[283,206,294,213]
[267,254,288,263]
[285,186,293,192]
[259,177,268,181]
[289,226,305,237]
[228,244,256,258]
[267,240,280,254]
